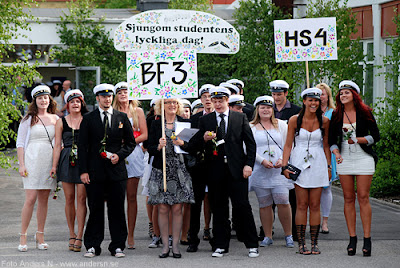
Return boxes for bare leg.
[259,206,273,238]
[158,204,170,254]
[294,185,309,225]
[180,203,190,242]
[75,184,87,248]
[152,205,160,237]
[171,203,183,254]
[126,177,140,247]
[356,175,373,238]
[340,175,357,236]
[277,204,292,236]
[36,190,51,244]
[62,182,76,239]
[20,190,38,245]
[309,188,322,226]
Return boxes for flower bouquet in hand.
[53,182,61,200]
[69,144,78,166]
[99,136,112,159]
[343,127,354,141]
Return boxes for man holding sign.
[193,86,259,258]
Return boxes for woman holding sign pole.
[282,88,331,255]
[147,98,194,258]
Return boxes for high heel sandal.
[310,225,321,254]
[34,231,49,250]
[73,238,83,252]
[69,237,76,251]
[362,237,371,257]
[18,233,28,252]
[347,236,357,256]
[148,222,154,238]
[296,225,311,255]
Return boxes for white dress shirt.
[99,107,113,128]
[216,109,229,134]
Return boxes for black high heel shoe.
[159,249,170,258]
[363,237,371,257]
[347,236,357,256]
[172,251,182,258]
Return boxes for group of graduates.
[16,77,379,259]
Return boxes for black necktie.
[219,113,226,138]
[103,111,109,129]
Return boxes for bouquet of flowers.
[343,127,354,141]
[69,144,78,166]
[53,182,61,200]
[99,135,112,159]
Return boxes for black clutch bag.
[287,164,301,181]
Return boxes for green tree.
[53,0,126,104]
[95,0,136,9]
[0,0,43,169]
[169,0,212,12]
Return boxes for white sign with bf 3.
[274,17,337,62]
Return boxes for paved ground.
[1,149,399,268]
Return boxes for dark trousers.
[84,179,127,254]
[289,188,297,240]
[208,163,258,250]
[187,163,208,246]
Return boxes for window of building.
[351,5,373,40]
[358,41,374,105]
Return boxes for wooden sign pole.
[306,60,310,88]
[161,99,167,192]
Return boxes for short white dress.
[336,123,375,175]
[23,125,56,190]
[249,129,293,190]
[125,118,145,178]
[290,128,329,188]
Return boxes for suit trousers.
[84,179,127,254]
[187,162,208,246]
[208,162,258,250]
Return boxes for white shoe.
[212,248,227,258]
[34,231,48,250]
[18,233,28,252]
[260,237,273,247]
[248,248,259,258]
[113,248,125,258]
[84,247,96,258]
[148,236,160,248]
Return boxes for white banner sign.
[274,17,337,62]
[115,9,239,54]
[126,49,198,100]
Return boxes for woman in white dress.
[113,82,148,249]
[248,96,294,248]
[16,85,59,252]
[282,88,331,255]
[329,81,380,257]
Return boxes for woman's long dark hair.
[23,95,57,126]
[66,96,88,115]
[295,97,324,137]
[332,88,373,124]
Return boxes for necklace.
[305,117,316,163]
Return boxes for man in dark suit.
[78,84,135,258]
[193,86,259,258]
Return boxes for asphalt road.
[0,150,399,268]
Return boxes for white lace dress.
[290,128,329,188]
[23,124,56,189]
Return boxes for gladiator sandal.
[296,224,311,255]
[310,225,321,254]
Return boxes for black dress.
[57,117,81,184]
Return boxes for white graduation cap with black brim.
[270,80,289,93]
[338,80,360,94]
[191,99,203,111]
[301,88,322,99]
[93,83,115,96]
[199,84,215,96]
[253,96,274,107]
[220,82,239,95]
[64,89,84,104]
[180,99,191,109]
[210,86,231,98]
[114,82,128,94]
[31,85,51,98]
[229,95,245,107]
[226,78,244,89]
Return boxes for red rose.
[134,131,141,139]
[213,150,218,156]
[53,195,57,200]
[343,127,348,132]
[70,161,76,167]
[100,152,107,158]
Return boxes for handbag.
[286,164,301,181]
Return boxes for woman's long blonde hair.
[113,98,140,130]
[250,105,278,129]
[154,99,183,116]
[316,83,335,110]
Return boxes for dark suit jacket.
[329,109,380,164]
[190,111,202,129]
[193,110,256,181]
[78,108,135,181]
[243,102,255,121]
[147,115,191,170]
